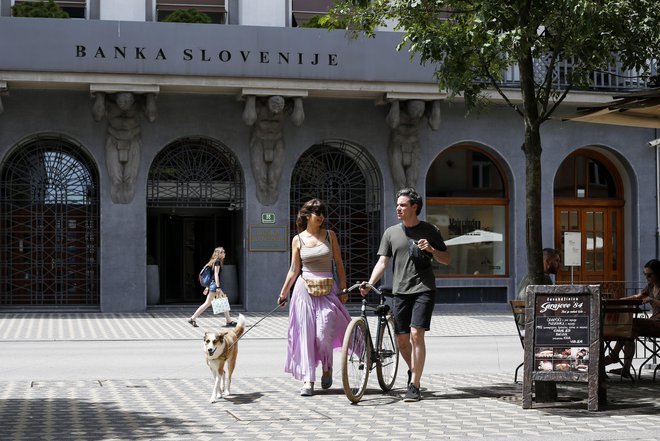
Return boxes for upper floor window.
[13,0,86,18]
[291,0,334,27]
[156,0,226,24]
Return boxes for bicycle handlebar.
[344,282,388,297]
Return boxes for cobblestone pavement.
[2,308,660,440]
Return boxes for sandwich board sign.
[522,284,601,411]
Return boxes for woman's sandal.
[187,318,198,328]
[225,320,237,327]
[321,370,333,389]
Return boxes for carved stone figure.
[386,99,441,190]
[242,95,304,205]
[92,92,157,204]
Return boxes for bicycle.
[340,282,400,403]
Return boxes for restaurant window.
[13,0,86,18]
[156,0,226,24]
[426,146,509,276]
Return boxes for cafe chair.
[632,316,660,381]
[510,300,526,383]
[602,298,641,382]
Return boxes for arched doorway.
[290,140,382,289]
[147,137,244,304]
[554,149,624,291]
[0,135,100,306]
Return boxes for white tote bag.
[211,294,231,314]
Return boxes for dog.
[203,313,246,403]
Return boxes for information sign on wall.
[261,213,276,224]
[249,225,288,251]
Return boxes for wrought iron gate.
[290,140,382,286]
[147,137,244,303]
[0,136,100,305]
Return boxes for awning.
[563,88,660,129]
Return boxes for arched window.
[0,135,100,305]
[426,145,509,276]
[291,140,382,286]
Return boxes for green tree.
[163,8,212,24]
[327,0,660,283]
[12,0,69,18]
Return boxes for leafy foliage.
[329,0,659,116]
[163,8,212,24]
[12,0,69,18]
[328,0,660,282]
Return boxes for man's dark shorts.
[392,290,436,334]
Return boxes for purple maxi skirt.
[284,270,351,382]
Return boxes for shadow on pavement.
[453,379,660,416]
[0,398,215,440]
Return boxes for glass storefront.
[426,145,508,277]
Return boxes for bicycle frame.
[357,294,391,370]
[341,282,400,403]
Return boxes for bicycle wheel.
[376,314,399,391]
[341,318,370,403]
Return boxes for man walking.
[360,188,450,401]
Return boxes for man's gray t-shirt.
[378,221,446,295]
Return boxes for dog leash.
[225,301,286,350]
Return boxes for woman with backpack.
[188,246,237,328]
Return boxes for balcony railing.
[501,55,658,92]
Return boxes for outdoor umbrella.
[444,229,503,246]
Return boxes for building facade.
[0,0,658,311]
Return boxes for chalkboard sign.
[522,285,601,411]
[534,293,591,373]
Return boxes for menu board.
[522,285,601,411]
[533,293,591,374]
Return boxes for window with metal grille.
[147,137,243,209]
[290,140,381,291]
[0,135,99,305]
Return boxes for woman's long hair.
[645,259,660,279]
[206,247,225,268]
[295,198,327,233]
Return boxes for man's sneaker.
[403,383,421,402]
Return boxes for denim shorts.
[392,291,436,334]
[209,282,218,293]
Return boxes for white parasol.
[445,229,503,246]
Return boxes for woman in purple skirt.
[277,199,350,396]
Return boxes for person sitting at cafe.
[604,259,660,378]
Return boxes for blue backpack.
[198,265,213,287]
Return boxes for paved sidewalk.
[2,308,660,440]
[0,306,515,341]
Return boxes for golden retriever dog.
[203,313,246,402]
